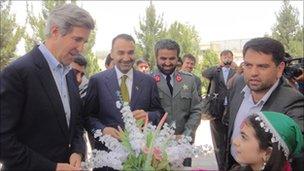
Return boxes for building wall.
[201,38,251,65]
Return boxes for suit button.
[68,144,71,148]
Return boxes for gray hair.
[45,3,95,37]
[154,39,180,58]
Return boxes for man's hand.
[133,110,148,120]
[175,134,183,140]
[56,163,80,171]
[69,153,82,168]
[103,127,121,139]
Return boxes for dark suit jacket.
[202,66,235,118]
[83,68,164,136]
[0,47,85,170]
[226,76,304,170]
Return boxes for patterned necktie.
[120,75,129,102]
[166,74,173,95]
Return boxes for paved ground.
[192,120,218,170]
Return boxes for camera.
[283,57,303,79]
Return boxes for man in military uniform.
[180,53,203,100]
[151,39,201,166]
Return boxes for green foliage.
[0,0,25,69]
[146,131,154,148]
[271,0,303,57]
[199,49,220,95]
[83,29,101,77]
[152,152,170,171]
[120,130,133,153]
[135,3,166,67]
[24,0,66,52]
[123,153,146,171]
[135,3,203,71]
[166,21,202,58]
[24,0,100,76]
[136,119,144,128]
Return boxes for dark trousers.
[210,118,228,171]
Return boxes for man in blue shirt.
[0,4,95,171]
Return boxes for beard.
[245,78,274,93]
[157,64,176,75]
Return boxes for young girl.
[231,111,303,171]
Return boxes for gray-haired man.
[0,4,94,170]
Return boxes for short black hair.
[243,37,285,66]
[154,39,180,58]
[220,50,233,57]
[105,53,113,67]
[73,54,87,67]
[111,34,135,48]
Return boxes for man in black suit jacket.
[202,50,236,171]
[226,37,304,170]
[0,4,95,171]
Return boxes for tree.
[166,21,202,58]
[271,0,303,56]
[0,0,24,69]
[198,49,220,95]
[135,2,166,68]
[24,0,100,76]
[83,29,101,76]
[24,0,69,52]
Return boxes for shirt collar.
[115,66,133,81]
[38,43,71,73]
[242,79,280,105]
[160,71,175,79]
[222,67,230,72]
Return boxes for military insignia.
[182,84,189,90]
[176,74,182,82]
[153,74,161,82]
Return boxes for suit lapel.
[218,69,226,85]
[155,71,172,97]
[130,71,143,109]
[227,69,236,83]
[33,48,69,137]
[66,72,79,132]
[105,68,120,102]
[228,91,244,137]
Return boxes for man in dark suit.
[84,34,164,143]
[0,4,95,171]
[226,37,304,170]
[202,50,236,171]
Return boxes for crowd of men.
[0,4,303,171]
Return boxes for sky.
[11,0,304,55]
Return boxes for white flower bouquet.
[82,93,208,170]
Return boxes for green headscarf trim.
[255,111,304,159]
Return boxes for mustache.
[162,64,174,67]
